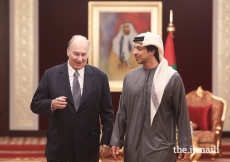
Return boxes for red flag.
[164,32,177,70]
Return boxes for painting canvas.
[88,1,162,91]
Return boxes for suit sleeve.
[99,74,114,145]
[110,77,127,148]
[30,70,53,116]
[172,75,192,151]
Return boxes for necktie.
[119,36,124,62]
[72,71,81,112]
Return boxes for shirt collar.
[67,61,85,77]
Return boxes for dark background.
[0,0,213,135]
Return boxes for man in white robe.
[110,32,192,162]
[108,22,139,80]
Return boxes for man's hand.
[178,152,190,160]
[52,96,67,109]
[100,144,111,158]
[111,146,120,161]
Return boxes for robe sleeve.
[172,74,192,152]
[110,78,127,148]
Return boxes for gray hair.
[67,35,91,54]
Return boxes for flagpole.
[167,10,176,36]
[165,9,177,70]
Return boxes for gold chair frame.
[186,86,227,160]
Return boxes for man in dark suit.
[31,35,114,162]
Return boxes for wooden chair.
[186,86,227,160]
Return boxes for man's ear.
[150,50,155,56]
[67,49,70,56]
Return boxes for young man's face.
[67,38,89,70]
[133,42,152,65]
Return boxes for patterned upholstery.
[193,131,214,143]
[186,86,227,158]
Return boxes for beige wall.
[213,0,230,131]
[9,0,39,130]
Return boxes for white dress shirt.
[51,62,85,112]
[67,61,84,95]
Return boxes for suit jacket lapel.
[80,64,94,106]
[58,62,74,107]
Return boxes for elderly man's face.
[122,23,130,35]
[67,38,89,70]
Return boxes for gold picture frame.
[88,1,162,92]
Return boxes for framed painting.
[88,1,162,92]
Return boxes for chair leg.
[210,152,216,161]
[218,148,222,158]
